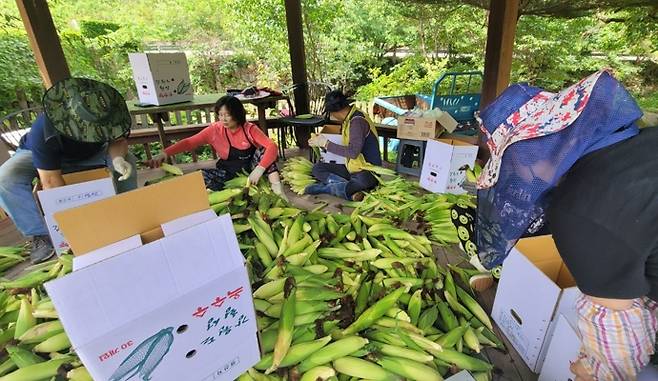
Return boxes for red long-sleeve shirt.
[164,121,278,168]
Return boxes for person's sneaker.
[351,192,365,202]
[29,235,55,264]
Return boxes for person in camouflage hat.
[0,78,138,264]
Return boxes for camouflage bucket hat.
[42,78,131,143]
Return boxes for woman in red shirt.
[146,96,286,200]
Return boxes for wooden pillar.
[284,0,311,148]
[16,0,70,88]
[481,0,519,109]
[479,0,519,161]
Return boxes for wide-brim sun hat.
[42,77,131,143]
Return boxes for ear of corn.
[33,331,71,353]
[67,366,93,381]
[0,172,500,381]
[456,286,493,330]
[267,277,297,374]
[299,366,336,381]
[332,357,400,381]
[298,336,369,373]
[13,299,36,340]
[417,306,439,332]
[432,349,493,372]
[0,356,73,381]
[372,341,434,363]
[6,345,44,368]
[376,356,444,381]
[341,287,406,336]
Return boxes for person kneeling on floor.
[146,95,288,201]
[306,90,381,201]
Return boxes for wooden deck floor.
[0,148,538,380]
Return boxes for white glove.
[112,156,133,181]
[247,166,266,186]
[271,181,289,202]
[308,134,329,148]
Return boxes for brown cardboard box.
[396,116,444,141]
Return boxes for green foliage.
[636,89,658,112]
[0,32,43,112]
[355,57,447,100]
[0,0,656,123]
[79,20,120,39]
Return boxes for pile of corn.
[215,178,502,381]
[0,166,501,381]
[0,253,93,380]
[334,166,498,280]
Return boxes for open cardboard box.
[419,138,478,195]
[492,235,582,373]
[45,173,260,381]
[319,124,345,164]
[33,168,116,255]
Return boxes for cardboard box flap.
[515,235,575,287]
[54,172,209,255]
[62,168,110,185]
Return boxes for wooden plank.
[16,0,70,88]
[139,114,149,128]
[143,143,152,160]
[175,111,183,126]
[204,108,211,124]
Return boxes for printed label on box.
[38,178,115,255]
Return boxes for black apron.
[202,127,256,191]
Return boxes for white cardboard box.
[540,314,658,381]
[538,314,581,381]
[419,138,478,195]
[492,235,582,373]
[46,173,260,381]
[129,52,194,106]
[320,125,345,164]
[36,168,116,255]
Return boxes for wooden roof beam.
[16,0,70,88]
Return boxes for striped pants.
[576,295,658,380]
